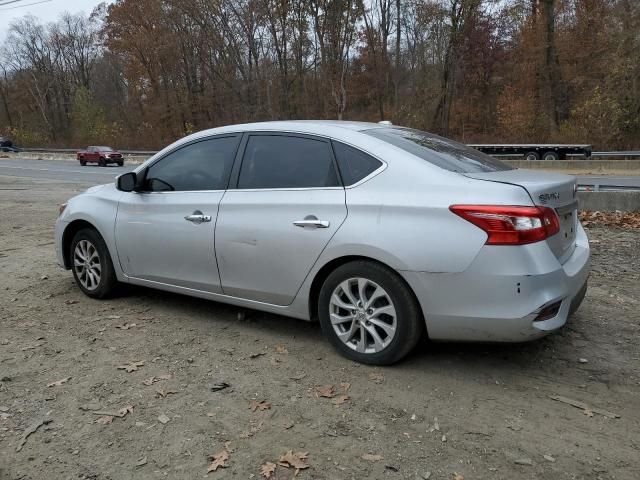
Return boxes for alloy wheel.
[73,239,101,291]
[329,277,397,354]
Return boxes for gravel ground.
[1,176,639,480]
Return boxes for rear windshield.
[364,127,513,173]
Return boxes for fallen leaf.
[65,299,79,305]
[207,449,230,472]
[260,461,277,478]
[249,400,272,412]
[368,372,384,384]
[275,345,288,354]
[158,414,170,424]
[117,361,144,373]
[452,474,464,480]
[579,211,640,230]
[278,450,309,473]
[96,415,114,425]
[47,377,71,387]
[361,453,383,462]
[142,377,156,386]
[136,456,147,467]
[340,382,351,392]
[332,395,349,406]
[290,372,307,381]
[155,388,177,398]
[543,454,556,462]
[314,385,335,398]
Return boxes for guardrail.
[14,147,640,158]
[577,184,640,192]
[18,147,158,155]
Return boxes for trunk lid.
[463,169,578,262]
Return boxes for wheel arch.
[61,219,104,269]
[307,255,425,329]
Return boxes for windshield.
[364,127,513,173]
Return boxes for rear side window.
[332,141,382,185]
[238,135,340,189]
[364,127,513,173]
[144,136,239,191]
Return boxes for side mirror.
[116,172,137,192]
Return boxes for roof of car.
[200,120,386,135]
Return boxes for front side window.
[332,141,383,185]
[144,136,240,192]
[238,135,340,189]
[364,127,513,173]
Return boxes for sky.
[0,0,109,42]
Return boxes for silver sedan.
[55,121,590,364]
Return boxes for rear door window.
[364,127,513,173]
[238,135,340,189]
[332,141,383,185]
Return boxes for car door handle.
[184,210,212,224]
[293,219,330,229]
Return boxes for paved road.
[0,158,136,185]
[1,157,639,188]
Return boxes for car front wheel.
[70,228,118,299]
[318,261,424,365]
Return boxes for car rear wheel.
[70,228,118,299]
[80,160,86,166]
[117,161,124,167]
[318,261,423,365]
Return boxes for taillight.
[449,205,560,245]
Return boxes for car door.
[215,133,347,305]
[115,135,241,293]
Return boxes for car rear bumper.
[401,223,590,342]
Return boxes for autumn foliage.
[0,0,638,150]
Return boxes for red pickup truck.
[77,146,124,167]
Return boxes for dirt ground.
[1,176,639,480]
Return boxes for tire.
[524,151,540,161]
[70,228,118,299]
[98,157,106,167]
[117,161,124,167]
[80,160,86,166]
[318,260,424,365]
[542,151,559,161]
